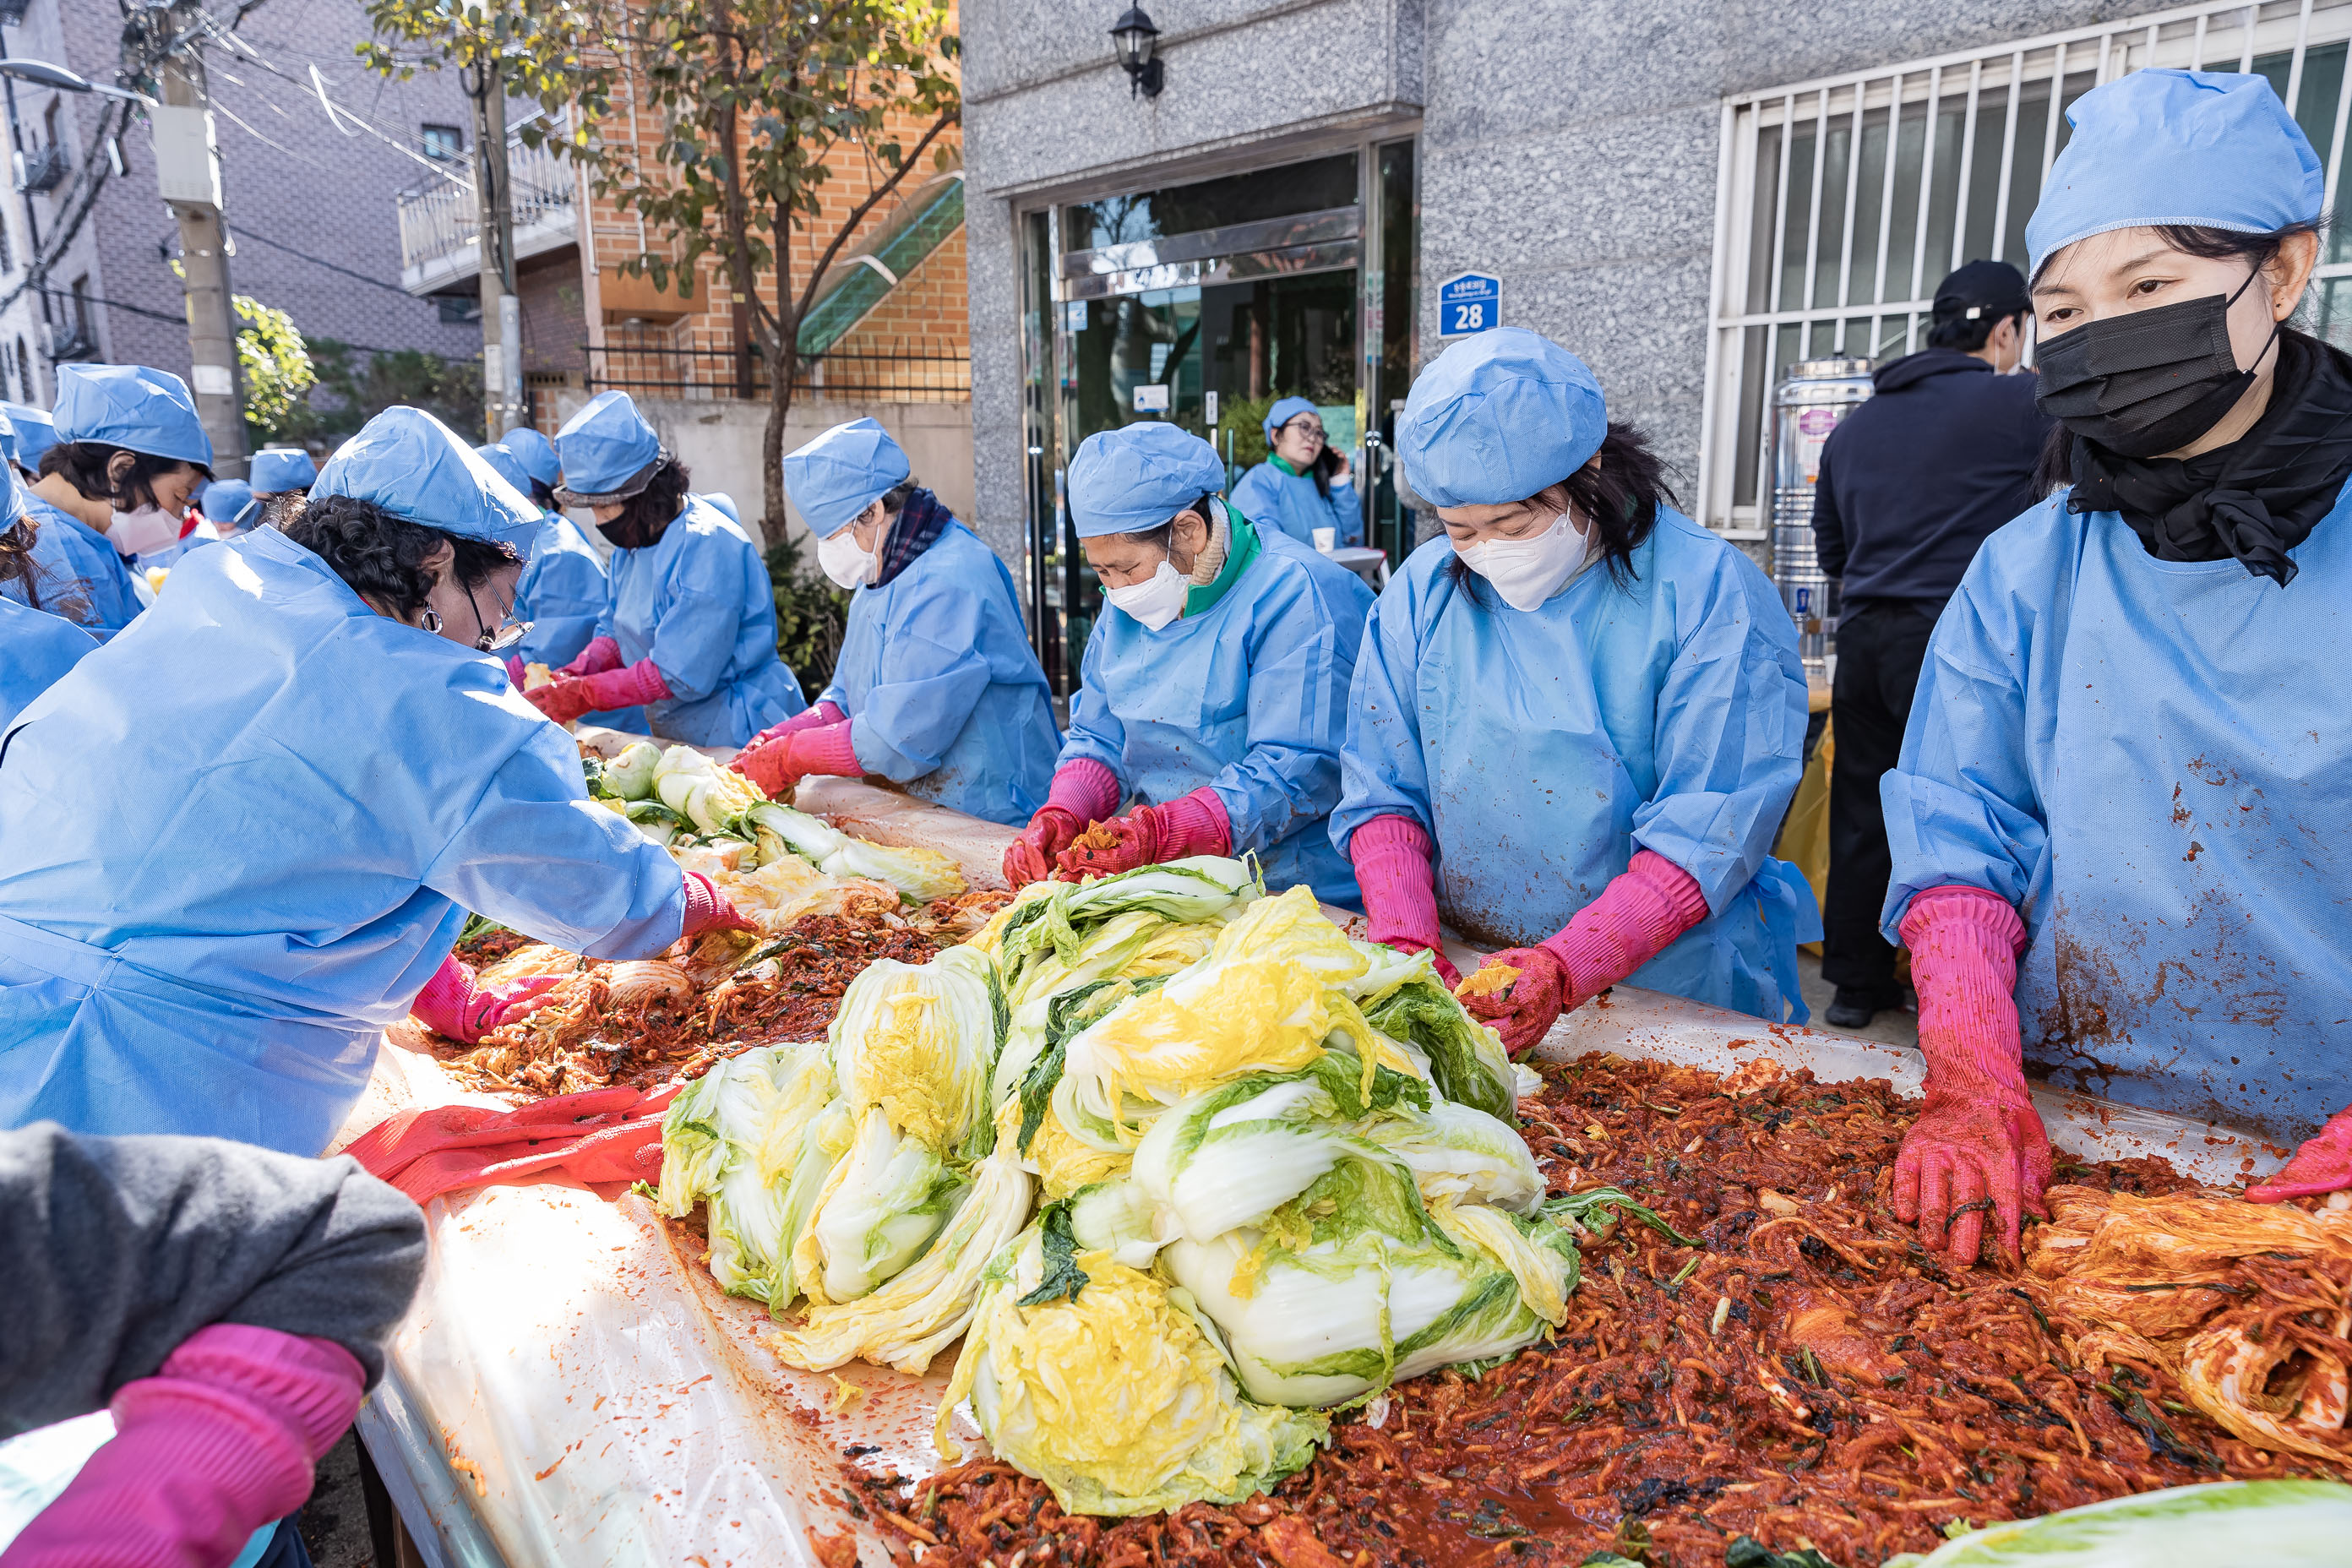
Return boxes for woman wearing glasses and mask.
[0,407,754,1156]
[1333,329,1816,1053]
[1881,69,2352,1268]
[1003,421,1371,898]
[1229,395,1362,549]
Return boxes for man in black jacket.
[1813,260,2053,1028]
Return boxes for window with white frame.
[1697,0,2352,534]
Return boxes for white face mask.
[816,525,878,589]
[109,504,182,559]
[1455,509,1587,612]
[1103,559,1188,632]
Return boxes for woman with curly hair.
[0,406,754,1156]
[524,389,804,743]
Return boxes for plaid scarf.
[875,487,952,587]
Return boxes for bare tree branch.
[793,103,956,329]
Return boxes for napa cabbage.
[828,945,1003,1160]
[936,1214,1329,1516]
[603,740,661,800]
[1892,1480,2352,1567]
[653,744,769,836]
[766,1147,1034,1374]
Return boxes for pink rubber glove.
[560,634,623,678]
[504,653,528,689]
[749,699,847,749]
[1054,789,1232,881]
[1004,760,1121,888]
[2246,1106,2352,1201]
[526,659,669,726]
[4,1324,363,1568]
[409,954,564,1045]
[1892,884,2052,1266]
[1459,946,1566,1054]
[1347,814,1460,986]
[730,719,860,796]
[1463,852,1707,1054]
[679,870,756,939]
[1542,850,1709,1010]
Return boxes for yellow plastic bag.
[1774,719,1832,956]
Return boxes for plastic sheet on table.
[342,1039,963,1565]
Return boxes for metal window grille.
[1698,0,2352,534]
[584,335,971,404]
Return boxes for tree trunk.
[761,345,798,553]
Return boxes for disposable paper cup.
[1312,527,1337,553]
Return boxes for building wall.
[544,384,974,553]
[47,0,482,397]
[573,54,974,550]
[960,0,2178,582]
[0,0,99,406]
[579,95,967,364]
[518,246,586,412]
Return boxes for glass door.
[1022,140,1418,689]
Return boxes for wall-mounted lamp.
[1110,6,1163,99]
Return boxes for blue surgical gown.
[514,509,608,669]
[1332,509,1817,1024]
[0,526,690,1156]
[1882,487,2352,1146]
[1230,461,1363,549]
[818,518,1060,826]
[0,597,95,727]
[0,493,143,638]
[599,494,803,746]
[1061,525,1370,905]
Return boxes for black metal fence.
[583,337,969,404]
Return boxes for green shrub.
[1220,392,1277,472]
[765,531,851,694]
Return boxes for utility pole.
[463,52,523,439]
[155,1,246,476]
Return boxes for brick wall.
[582,89,970,395]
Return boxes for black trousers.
[1823,599,1941,994]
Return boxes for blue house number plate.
[1439,271,1500,335]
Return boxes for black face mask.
[2035,268,2278,459]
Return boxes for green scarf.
[1269,454,1303,477]
[1184,500,1260,618]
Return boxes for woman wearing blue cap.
[476,438,608,673]
[248,446,318,506]
[3,400,57,480]
[198,477,259,538]
[1881,68,2352,1265]
[1001,421,1371,899]
[1228,395,1361,549]
[0,406,754,1156]
[3,363,212,637]
[734,417,1059,825]
[1333,327,1814,1054]
[525,389,804,744]
[0,482,95,727]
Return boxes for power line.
[227,223,421,298]
[41,286,184,325]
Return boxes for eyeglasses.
[466,580,533,653]
[1284,418,1327,440]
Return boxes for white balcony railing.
[395,136,578,296]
